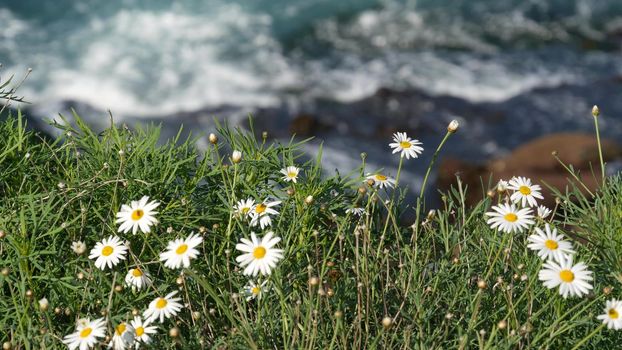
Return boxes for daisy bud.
[592,105,600,117]
[176,277,184,285]
[192,311,201,320]
[262,131,268,140]
[232,150,242,163]
[57,182,66,189]
[487,190,495,198]
[479,329,486,336]
[0,230,5,239]
[604,286,613,295]
[309,276,319,286]
[520,274,528,281]
[209,308,216,315]
[77,272,84,280]
[447,120,460,133]
[1,267,9,276]
[427,209,436,220]
[327,288,335,297]
[199,226,207,234]
[25,152,30,159]
[287,188,295,196]
[445,313,453,320]
[3,342,11,350]
[326,261,335,267]
[114,285,123,292]
[25,290,33,299]
[334,310,343,319]
[38,297,49,311]
[54,307,62,315]
[381,316,393,329]
[477,280,487,289]
[517,264,524,270]
[71,241,86,255]
[118,149,125,156]
[358,186,367,195]
[169,327,180,338]
[497,320,507,330]
[132,308,140,316]
[212,223,220,230]
[304,195,314,205]
[209,133,218,144]
[166,226,174,233]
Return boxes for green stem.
[413,131,453,240]
[594,116,605,185]
[571,323,605,350]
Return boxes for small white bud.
[209,133,218,144]
[447,120,460,133]
[592,105,600,117]
[232,150,242,163]
[38,297,49,311]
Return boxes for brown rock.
[437,133,621,207]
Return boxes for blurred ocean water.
[1,0,621,115]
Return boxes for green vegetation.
[1,103,621,349]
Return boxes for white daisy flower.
[249,200,281,230]
[597,299,622,330]
[537,205,552,219]
[130,316,158,347]
[496,179,509,192]
[346,206,365,216]
[116,196,160,235]
[143,291,183,323]
[88,236,128,270]
[63,317,107,350]
[243,280,269,301]
[508,176,544,207]
[234,198,255,217]
[389,132,424,159]
[280,166,300,183]
[108,322,135,350]
[365,174,396,189]
[71,241,87,255]
[159,233,203,269]
[485,203,534,234]
[527,224,575,263]
[235,231,284,276]
[538,256,593,298]
[124,268,152,291]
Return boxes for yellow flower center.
[176,244,188,255]
[559,269,574,283]
[544,240,558,250]
[242,207,250,214]
[375,174,387,181]
[132,268,143,277]
[255,204,267,214]
[101,245,114,256]
[251,286,261,295]
[79,327,92,338]
[399,141,411,149]
[156,298,168,309]
[116,323,126,335]
[131,209,144,221]
[504,213,518,222]
[519,186,532,195]
[288,172,297,178]
[609,308,619,319]
[253,246,267,259]
[135,326,145,336]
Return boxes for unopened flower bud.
[381,316,393,329]
[232,150,242,163]
[497,320,507,330]
[38,297,49,311]
[209,133,218,144]
[592,105,600,117]
[305,195,314,204]
[169,327,180,338]
[447,120,460,133]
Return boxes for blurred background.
[2,0,622,200]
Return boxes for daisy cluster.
[486,177,621,330]
[64,173,290,350]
